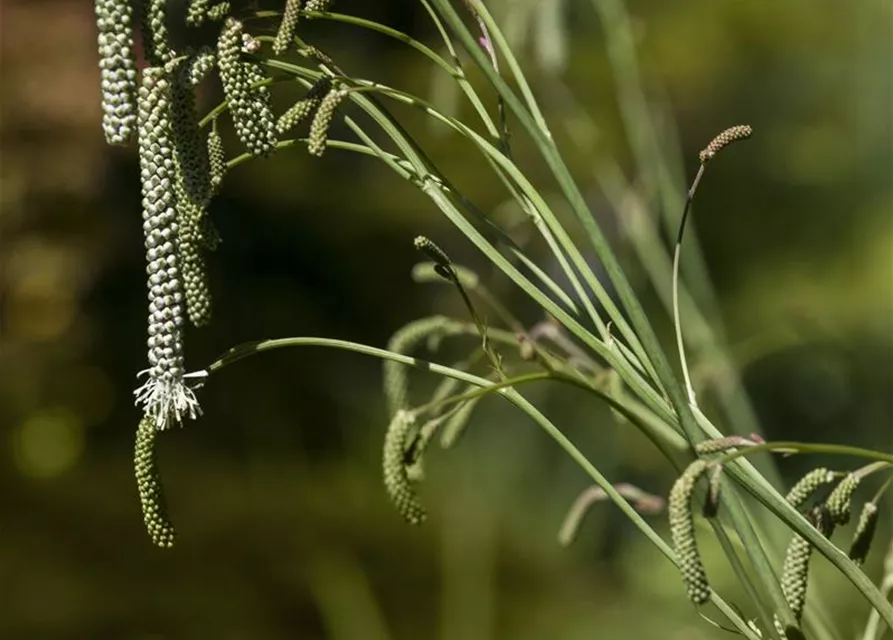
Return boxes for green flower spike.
[669,460,711,605]
[383,410,426,525]
[134,415,176,548]
[307,86,349,157]
[273,0,303,55]
[785,468,836,509]
[849,502,879,565]
[94,0,138,145]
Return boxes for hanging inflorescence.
[94,0,138,145]
[90,1,358,546]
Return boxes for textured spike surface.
[94,0,138,145]
[669,460,710,605]
[134,415,176,548]
[382,410,426,525]
[134,67,199,428]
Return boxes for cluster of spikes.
[93,0,345,547]
[667,436,882,636]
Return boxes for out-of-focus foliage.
[1,0,890,637]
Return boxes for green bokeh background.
[1,1,890,638]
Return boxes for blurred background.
[1,0,890,638]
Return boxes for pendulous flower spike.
[276,78,332,134]
[307,86,349,157]
[780,506,832,624]
[785,468,836,509]
[217,19,277,157]
[699,125,753,164]
[382,410,426,525]
[825,473,861,525]
[133,66,200,429]
[694,435,758,455]
[383,316,464,416]
[207,2,230,21]
[273,0,303,55]
[94,0,138,145]
[207,119,226,194]
[849,502,879,565]
[139,0,175,66]
[134,415,176,548]
[186,0,211,26]
[669,459,711,605]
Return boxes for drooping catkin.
[94,0,138,145]
[134,415,176,548]
[187,48,217,87]
[439,396,481,449]
[785,468,836,509]
[699,125,753,164]
[276,77,332,134]
[298,45,334,65]
[825,473,861,525]
[304,0,332,13]
[694,435,758,455]
[207,121,227,193]
[849,502,879,565]
[273,0,302,55]
[307,87,348,157]
[217,19,277,157]
[169,57,212,209]
[172,166,213,327]
[139,0,175,66]
[382,410,426,525]
[133,66,200,429]
[668,460,711,605]
[383,316,463,416]
[186,0,211,26]
[207,2,231,21]
[780,506,831,624]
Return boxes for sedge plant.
[91,1,892,637]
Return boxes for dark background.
[1,0,891,638]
